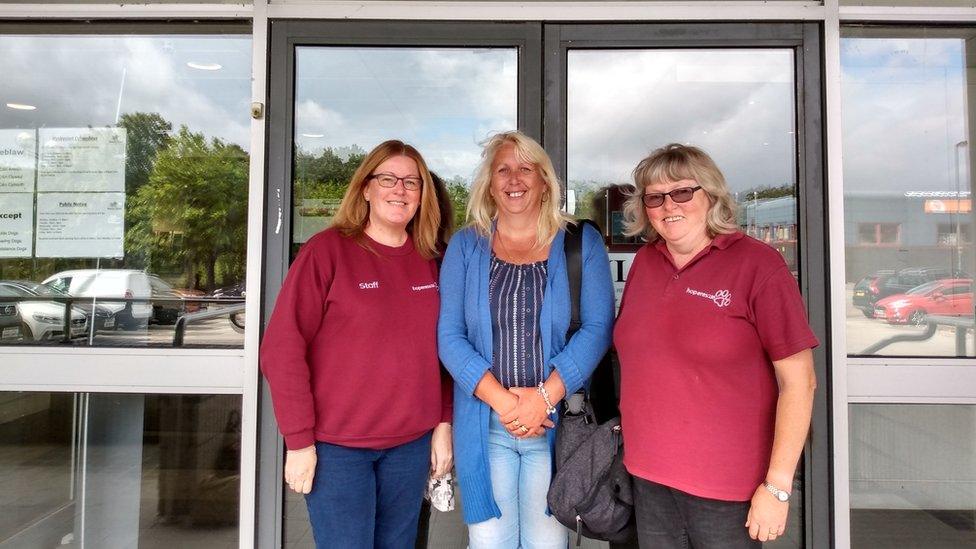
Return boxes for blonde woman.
[438,131,614,548]
[261,140,453,548]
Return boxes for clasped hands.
[498,387,554,438]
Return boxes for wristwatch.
[763,481,790,503]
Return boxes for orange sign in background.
[924,199,972,213]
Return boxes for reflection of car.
[210,282,245,300]
[148,276,204,325]
[852,269,896,317]
[0,290,22,341]
[208,282,245,331]
[853,267,960,317]
[0,282,87,341]
[873,279,974,325]
[9,281,117,331]
[42,269,152,330]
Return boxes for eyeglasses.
[369,173,422,191]
[641,186,702,208]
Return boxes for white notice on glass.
[0,129,36,192]
[35,193,125,258]
[0,193,33,258]
[37,128,126,193]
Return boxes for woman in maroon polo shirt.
[614,143,818,548]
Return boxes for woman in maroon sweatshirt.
[261,140,453,548]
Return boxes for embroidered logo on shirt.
[686,287,732,308]
[359,281,379,289]
[412,283,438,292]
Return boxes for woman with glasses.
[438,131,614,548]
[614,143,818,548]
[261,140,453,548]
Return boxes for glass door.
[543,23,828,549]
[263,20,828,549]
[263,20,541,549]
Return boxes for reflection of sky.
[567,49,797,194]
[841,37,970,193]
[294,47,517,181]
[0,35,252,150]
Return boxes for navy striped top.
[489,255,548,388]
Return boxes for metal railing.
[861,314,973,355]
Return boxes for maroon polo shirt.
[614,232,818,501]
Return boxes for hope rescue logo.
[685,287,732,308]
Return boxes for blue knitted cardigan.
[437,223,615,524]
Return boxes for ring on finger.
[519,425,529,434]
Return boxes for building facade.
[0,1,974,547]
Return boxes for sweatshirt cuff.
[457,355,492,396]
[551,354,586,395]
[284,430,316,451]
[440,403,453,423]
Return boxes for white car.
[0,282,87,341]
[43,269,153,330]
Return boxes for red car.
[873,279,973,325]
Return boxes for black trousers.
[632,477,760,549]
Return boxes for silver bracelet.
[537,382,557,415]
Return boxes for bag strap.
[565,219,599,339]
[564,220,621,422]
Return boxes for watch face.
[776,491,789,502]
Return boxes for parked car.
[147,276,204,325]
[852,269,896,317]
[0,281,87,341]
[852,267,962,317]
[874,279,974,325]
[0,289,22,341]
[210,282,245,300]
[208,282,245,331]
[8,281,117,332]
[42,269,152,330]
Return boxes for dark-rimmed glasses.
[369,173,422,191]
[641,186,702,208]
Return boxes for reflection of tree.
[443,175,469,231]
[127,127,248,290]
[119,112,172,193]
[292,148,471,235]
[737,183,794,201]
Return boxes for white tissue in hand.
[425,472,456,512]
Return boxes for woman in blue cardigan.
[438,131,615,548]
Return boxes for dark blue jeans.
[633,477,760,549]
[305,432,432,549]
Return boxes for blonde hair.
[331,140,441,259]
[622,143,738,241]
[466,131,569,247]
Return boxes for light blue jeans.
[467,411,569,549]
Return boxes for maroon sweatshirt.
[260,228,452,450]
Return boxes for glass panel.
[0,392,241,547]
[841,27,976,357]
[291,46,518,257]
[849,404,976,548]
[0,32,251,348]
[566,48,802,549]
[284,46,518,548]
[566,49,798,270]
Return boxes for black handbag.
[547,220,635,546]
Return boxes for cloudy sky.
[0,34,252,150]
[1,34,969,198]
[841,36,970,195]
[566,49,796,195]
[294,47,517,181]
